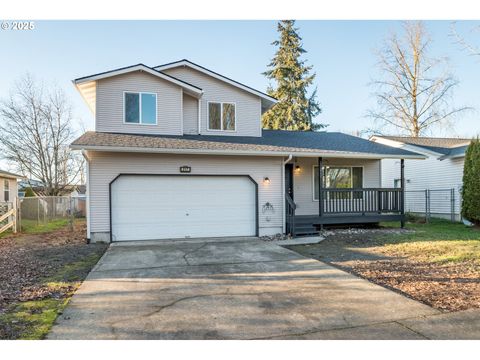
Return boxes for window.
[208,102,235,131]
[124,92,157,124]
[4,179,9,202]
[313,166,363,200]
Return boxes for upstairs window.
[124,92,157,125]
[4,179,9,202]
[208,102,235,131]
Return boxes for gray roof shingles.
[72,130,422,158]
[378,136,471,155]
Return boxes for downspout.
[283,154,293,165]
[81,150,91,243]
[282,155,293,234]
[197,98,202,135]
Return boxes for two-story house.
[72,59,423,243]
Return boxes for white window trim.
[207,101,237,132]
[312,165,364,201]
[123,91,158,126]
[4,179,10,202]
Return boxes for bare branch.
[367,21,471,136]
[0,74,84,195]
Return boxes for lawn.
[0,219,107,339]
[0,218,71,239]
[287,219,480,311]
[376,219,480,265]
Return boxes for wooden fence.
[0,201,17,234]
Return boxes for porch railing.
[320,188,403,215]
[285,192,296,235]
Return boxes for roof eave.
[370,136,444,157]
[71,144,426,160]
[0,173,25,180]
[73,64,203,97]
[154,60,277,106]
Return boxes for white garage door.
[111,175,256,241]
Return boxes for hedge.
[461,138,480,224]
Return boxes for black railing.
[320,188,403,215]
[285,192,296,235]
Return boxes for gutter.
[70,144,427,160]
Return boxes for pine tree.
[461,138,480,224]
[24,187,35,197]
[262,20,324,131]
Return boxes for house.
[71,59,424,242]
[0,169,23,205]
[370,136,472,221]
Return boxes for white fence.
[405,188,459,222]
[0,201,17,234]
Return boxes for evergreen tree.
[262,20,325,131]
[461,138,480,224]
[24,186,35,197]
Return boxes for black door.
[285,164,294,199]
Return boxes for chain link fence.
[405,188,460,222]
[18,196,86,229]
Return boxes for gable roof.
[372,135,471,155]
[0,169,24,180]
[71,130,425,159]
[154,59,277,110]
[73,63,203,113]
[74,63,203,93]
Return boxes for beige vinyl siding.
[0,177,18,203]
[182,93,198,134]
[381,156,464,216]
[292,157,381,216]
[95,71,183,135]
[87,151,283,237]
[162,67,262,137]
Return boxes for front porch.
[285,157,405,237]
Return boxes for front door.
[285,164,294,199]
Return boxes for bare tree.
[368,21,470,137]
[451,21,480,58]
[0,74,84,195]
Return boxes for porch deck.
[292,214,405,236]
[286,187,405,237]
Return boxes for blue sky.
[0,20,478,139]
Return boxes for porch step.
[293,225,320,237]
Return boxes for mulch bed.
[288,232,480,312]
[0,222,107,314]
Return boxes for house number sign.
[179,166,191,173]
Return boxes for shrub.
[461,138,480,224]
[24,187,35,197]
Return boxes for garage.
[110,175,257,241]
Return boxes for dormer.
[74,61,276,138]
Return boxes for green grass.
[0,218,72,239]
[0,252,105,339]
[0,298,70,340]
[378,218,480,265]
[20,218,71,234]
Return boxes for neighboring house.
[0,169,23,205]
[370,136,472,221]
[71,59,423,242]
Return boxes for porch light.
[263,177,270,184]
[295,165,300,172]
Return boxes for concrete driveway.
[49,237,445,340]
